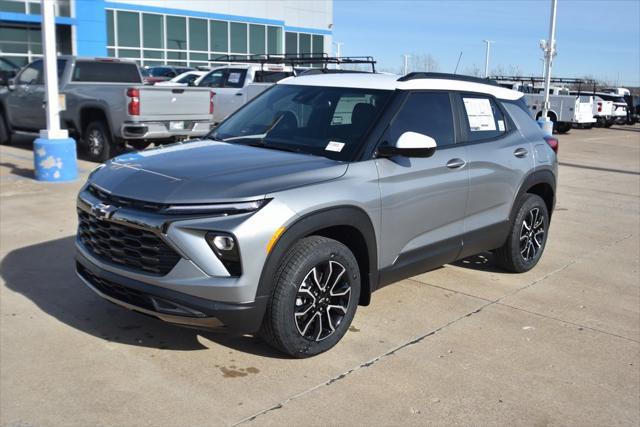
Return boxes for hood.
[89,139,348,204]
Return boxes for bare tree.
[410,54,440,72]
[464,64,483,77]
[507,64,523,77]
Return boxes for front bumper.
[121,120,213,140]
[76,252,267,333]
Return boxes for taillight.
[597,102,602,112]
[544,135,558,153]
[209,91,215,115]
[127,88,140,116]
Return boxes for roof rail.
[208,53,377,73]
[491,75,596,84]
[397,72,499,86]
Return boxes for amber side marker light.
[266,226,286,254]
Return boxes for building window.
[188,18,207,52]
[143,13,163,49]
[230,22,247,54]
[285,31,297,55]
[210,20,228,53]
[267,26,282,55]
[117,11,140,47]
[0,22,71,66]
[249,24,265,55]
[166,16,186,50]
[0,0,70,16]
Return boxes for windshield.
[209,84,392,161]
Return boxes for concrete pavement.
[1,126,638,426]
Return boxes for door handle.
[513,147,528,158]
[446,158,466,169]
[235,92,243,96]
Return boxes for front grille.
[87,185,166,212]
[78,209,180,275]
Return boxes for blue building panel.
[75,0,107,57]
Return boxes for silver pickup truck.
[0,56,213,161]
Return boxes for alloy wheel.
[519,207,545,261]
[88,129,105,157]
[294,260,351,341]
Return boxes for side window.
[387,92,455,147]
[198,69,226,87]
[17,60,43,85]
[461,95,507,142]
[224,69,246,88]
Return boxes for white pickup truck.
[496,81,595,133]
[195,64,294,124]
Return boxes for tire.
[495,194,549,273]
[260,236,361,358]
[0,112,11,145]
[555,122,571,134]
[84,120,115,162]
[128,140,151,151]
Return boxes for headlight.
[205,232,241,276]
[161,199,269,215]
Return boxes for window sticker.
[497,120,505,132]
[227,72,242,84]
[325,141,345,152]
[463,98,496,132]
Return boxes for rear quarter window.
[72,61,142,83]
[461,94,507,142]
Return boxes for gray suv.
[76,72,557,357]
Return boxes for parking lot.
[0,126,638,426]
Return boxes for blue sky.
[333,0,640,86]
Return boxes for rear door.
[456,93,535,257]
[5,59,43,129]
[216,68,249,120]
[376,91,469,272]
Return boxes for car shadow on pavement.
[1,235,288,358]
[452,252,507,273]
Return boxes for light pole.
[540,0,558,134]
[333,41,343,68]
[483,40,493,78]
[33,0,77,182]
[403,54,410,75]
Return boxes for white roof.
[279,73,523,101]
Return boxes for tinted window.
[461,95,506,141]
[225,69,246,88]
[198,69,226,87]
[387,92,455,147]
[72,61,141,83]
[253,71,293,83]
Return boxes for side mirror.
[378,131,437,158]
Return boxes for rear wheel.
[85,121,116,162]
[555,122,572,134]
[260,236,360,357]
[495,194,549,273]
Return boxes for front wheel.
[0,113,11,145]
[260,236,360,357]
[495,194,549,273]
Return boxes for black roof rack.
[208,53,377,73]
[397,72,499,86]
[491,75,598,94]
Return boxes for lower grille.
[78,263,156,311]
[77,209,180,275]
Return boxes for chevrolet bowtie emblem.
[92,202,118,219]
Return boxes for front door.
[376,91,469,280]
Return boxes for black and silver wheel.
[495,194,549,273]
[260,236,360,357]
[85,121,113,162]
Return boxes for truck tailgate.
[138,86,211,120]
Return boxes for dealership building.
[0,0,333,67]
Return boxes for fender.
[509,168,556,223]
[75,102,115,139]
[255,206,378,307]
